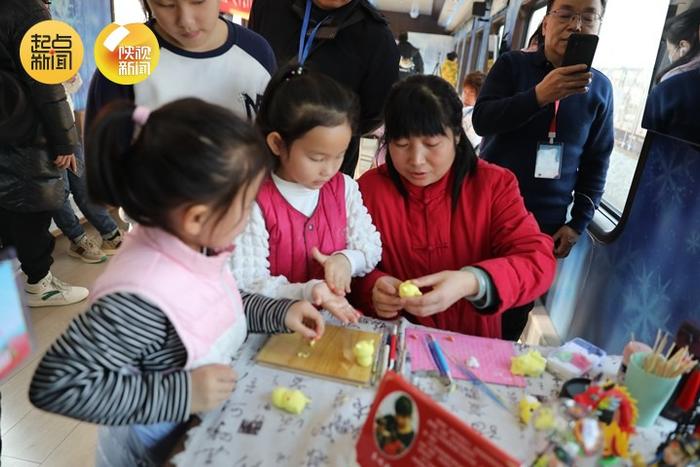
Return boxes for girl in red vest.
[351,75,556,338]
[231,65,382,324]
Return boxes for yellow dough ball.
[271,387,311,414]
[398,281,422,298]
[353,340,375,367]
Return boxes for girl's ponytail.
[85,98,271,233]
[85,100,136,209]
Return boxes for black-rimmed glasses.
[549,9,602,28]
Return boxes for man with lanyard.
[472,0,613,340]
[248,0,399,176]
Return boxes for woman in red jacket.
[351,75,556,339]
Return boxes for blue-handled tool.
[425,334,453,387]
[448,355,512,415]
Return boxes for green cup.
[624,352,681,427]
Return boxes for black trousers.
[340,135,360,177]
[500,222,561,341]
[0,207,54,283]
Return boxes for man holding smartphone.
[473,0,613,340]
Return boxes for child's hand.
[190,364,237,413]
[285,300,326,340]
[312,281,360,324]
[371,275,404,319]
[311,247,352,295]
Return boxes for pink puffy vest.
[257,173,347,283]
[89,226,245,369]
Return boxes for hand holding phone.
[561,33,599,71]
[535,33,599,106]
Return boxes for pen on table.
[448,355,512,415]
[380,333,391,378]
[388,326,397,370]
[426,334,453,386]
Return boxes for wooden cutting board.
[256,325,383,386]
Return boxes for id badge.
[534,142,563,179]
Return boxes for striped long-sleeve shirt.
[29,292,293,425]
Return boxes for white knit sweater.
[231,173,382,302]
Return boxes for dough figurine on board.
[271,387,311,414]
[398,281,422,298]
[354,340,375,367]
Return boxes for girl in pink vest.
[29,98,325,467]
[231,65,382,323]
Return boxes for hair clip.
[132,106,151,126]
[285,66,305,81]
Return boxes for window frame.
[589,3,674,241]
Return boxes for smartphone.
[561,33,599,71]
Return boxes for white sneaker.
[69,234,107,264]
[25,272,89,307]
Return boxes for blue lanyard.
[298,0,331,65]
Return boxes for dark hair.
[86,98,272,233]
[398,32,409,42]
[546,0,606,12]
[383,75,478,210]
[395,396,413,416]
[656,7,700,83]
[462,71,486,94]
[256,64,360,152]
[528,23,543,48]
[140,0,153,19]
[446,51,457,61]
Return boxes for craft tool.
[426,334,453,387]
[389,325,398,370]
[449,355,512,415]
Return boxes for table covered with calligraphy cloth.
[172,317,673,466]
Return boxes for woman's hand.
[190,364,237,413]
[402,270,478,318]
[311,247,352,295]
[371,275,404,319]
[311,282,360,324]
[284,300,326,340]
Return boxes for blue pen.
[448,355,512,415]
[426,335,453,386]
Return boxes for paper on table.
[405,328,526,387]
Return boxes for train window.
[593,0,668,216]
[526,6,547,47]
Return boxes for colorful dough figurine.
[398,280,422,298]
[271,387,311,414]
[354,340,375,367]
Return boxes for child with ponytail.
[230,65,382,323]
[29,98,324,466]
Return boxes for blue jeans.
[52,147,118,241]
[96,423,182,467]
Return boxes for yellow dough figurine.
[511,350,547,377]
[353,340,375,367]
[518,395,541,425]
[271,387,311,414]
[398,280,422,298]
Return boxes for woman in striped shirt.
[29,98,325,467]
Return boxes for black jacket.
[0,0,77,212]
[397,40,424,79]
[249,0,399,135]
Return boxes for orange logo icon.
[95,23,159,85]
[19,20,84,84]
